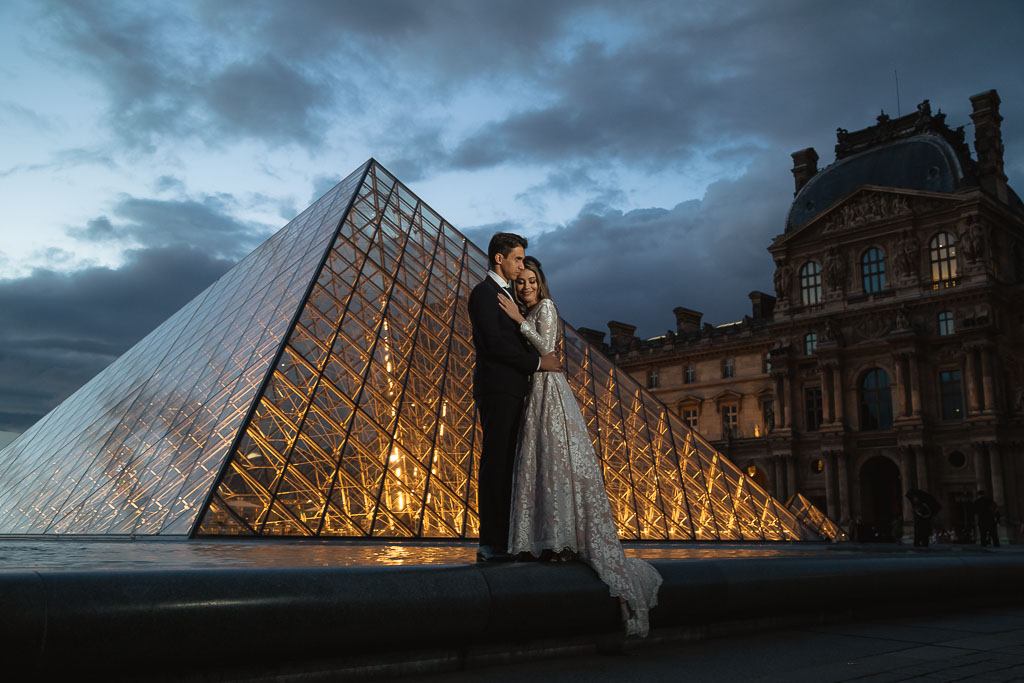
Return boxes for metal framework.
[0,160,821,541]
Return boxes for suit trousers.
[475,392,525,553]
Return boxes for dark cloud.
[529,151,792,339]
[68,194,272,260]
[153,175,184,193]
[0,246,235,432]
[444,1,1024,176]
[41,1,337,150]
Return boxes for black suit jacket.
[468,277,540,399]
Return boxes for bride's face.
[515,270,539,306]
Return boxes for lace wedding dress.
[509,297,662,637]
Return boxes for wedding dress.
[509,297,662,637]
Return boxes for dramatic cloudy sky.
[1,0,1022,433]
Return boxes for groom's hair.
[487,232,528,268]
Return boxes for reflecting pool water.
[0,539,844,572]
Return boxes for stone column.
[773,456,785,500]
[821,364,835,423]
[783,375,793,429]
[773,373,787,429]
[834,365,845,424]
[786,456,796,499]
[972,442,989,491]
[899,448,914,542]
[908,352,922,416]
[893,353,910,418]
[825,450,839,522]
[836,450,850,526]
[981,346,997,414]
[913,445,928,492]
[965,348,981,415]
[988,442,1008,543]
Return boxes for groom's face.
[495,246,525,283]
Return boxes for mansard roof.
[786,101,977,233]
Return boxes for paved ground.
[395,606,1024,682]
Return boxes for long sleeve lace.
[518,299,558,355]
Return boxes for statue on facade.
[894,305,911,330]
[773,262,793,300]
[895,231,920,279]
[824,247,847,291]
[822,317,842,343]
[960,216,984,263]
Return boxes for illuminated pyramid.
[786,493,847,542]
[0,160,819,541]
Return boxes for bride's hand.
[497,294,525,324]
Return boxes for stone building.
[591,90,1024,542]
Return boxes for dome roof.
[786,133,969,233]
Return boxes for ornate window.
[929,232,958,288]
[800,262,822,305]
[647,367,659,388]
[682,408,698,430]
[937,311,954,336]
[722,358,734,379]
[721,404,738,438]
[861,247,886,293]
[860,369,893,430]
[804,386,823,431]
[940,370,963,420]
[683,364,696,384]
[804,332,818,355]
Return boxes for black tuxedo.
[467,276,540,552]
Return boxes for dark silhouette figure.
[911,495,934,547]
[974,490,1000,547]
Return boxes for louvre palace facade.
[593,90,1024,543]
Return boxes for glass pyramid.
[0,160,820,541]
[786,493,846,542]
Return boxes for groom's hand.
[539,353,562,372]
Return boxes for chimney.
[576,327,606,348]
[970,89,1008,203]
[673,307,703,335]
[748,291,776,321]
[607,321,637,349]
[790,147,819,194]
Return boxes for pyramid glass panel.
[786,493,847,541]
[0,160,820,542]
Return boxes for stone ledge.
[3,552,1023,680]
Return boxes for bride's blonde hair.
[516,255,551,304]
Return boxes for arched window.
[861,247,886,293]
[937,311,954,336]
[804,332,818,355]
[860,369,893,431]
[800,262,822,306]
[929,232,958,288]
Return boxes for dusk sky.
[1,0,1023,434]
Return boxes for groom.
[468,232,560,562]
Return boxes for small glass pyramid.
[0,160,821,541]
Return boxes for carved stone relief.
[823,192,911,233]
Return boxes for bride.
[497,256,662,637]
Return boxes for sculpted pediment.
[782,186,967,244]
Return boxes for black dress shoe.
[476,546,513,563]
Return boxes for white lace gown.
[509,297,662,637]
